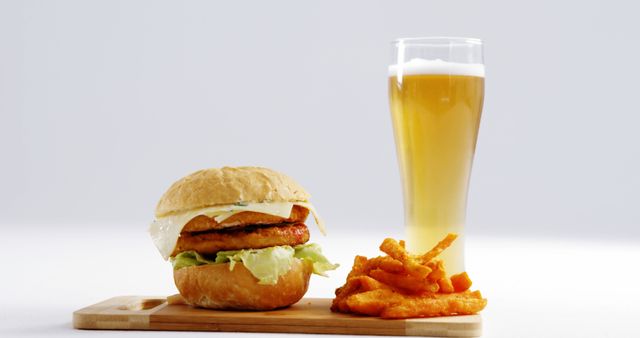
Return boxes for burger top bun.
[173,258,312,310]
[155,167,311,218]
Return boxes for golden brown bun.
[181,205,309,232]
[173,259,312,310]
[156,167,311,218]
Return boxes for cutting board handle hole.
[117,298,165,311]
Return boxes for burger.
[149,166,337,310]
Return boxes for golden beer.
[389,72,484,273]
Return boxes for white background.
[2,0,639,239]
[1,1,640,337]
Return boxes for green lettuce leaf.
[215,246,295,285]
[171,243,338,286]
[170,251,216,270]
[294,243,340,277]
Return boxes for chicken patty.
[181,205,309,232]
[172,223,310,257]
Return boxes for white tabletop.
[1,224,638,337]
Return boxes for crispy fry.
[331,277,361,312]
[451,272,473,292]
[437,278,454,293]
[380,238,431,278]
[362,256,410,275]
[427,260,446,282]
[331,298,350,313]
[380,291,487,318]
[369,269,438,294]
[332,275,393,313]
[362,256,385,270]
[426,260,444,270]
[418,233,458,264]
[345,289,403,316]
[399,240,405,249]
[346,255,369,279]
[369,269,415,292]
[379,238,409,261]
[407,262,431,279]
[331,233,486,319]
[356,275,391,291]
[376,256,405,273]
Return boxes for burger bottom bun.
[173,258,312,310]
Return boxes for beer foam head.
[389,58,485,77]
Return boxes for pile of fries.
[331,234,487,319]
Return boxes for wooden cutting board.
[73,296,482,337]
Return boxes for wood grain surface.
[73,296,482,337]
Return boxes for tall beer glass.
[389,37,484,273]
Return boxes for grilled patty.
[181,205,310,232]
[172,223,310,257]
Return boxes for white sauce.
[149,202,326,260]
